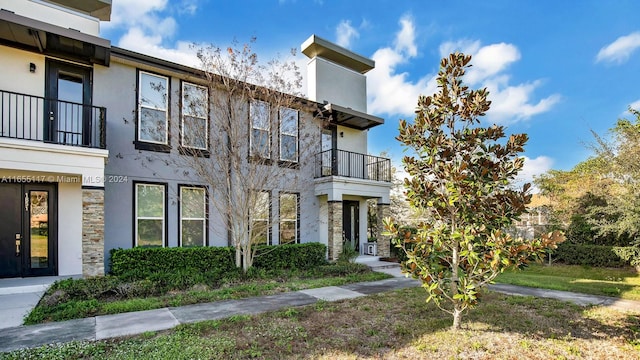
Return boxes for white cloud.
[465,43,520,85]
[101,0,200,66]
[118,28,199,66]
[515,156,554,192]
[368,16,437,116]
[336,20,359,48]
[368,20,560,123]
[394,16,417,57]
[629,99,640,111]
[596,31,640,64]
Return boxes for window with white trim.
[135,183,165,247]
[279,193,298,244]
[138,71,169,144]
[250,191,270,245]
[180,186,207,247]
[181,82,209,150]
[250,100,270,158]
[279,107,298,162]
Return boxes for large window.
[279,193,299,244]
[250,100,270,158]
[180,186,207,247]
[138,71,169,144]
[135,183,166,247]
[250,191,270,245]
[181,82,209,150]
[279,107,298,162]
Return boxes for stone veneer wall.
[376,203,391,257]
[82,188,105,276]
[327,200,343,260]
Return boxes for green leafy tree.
[385,53,563,330]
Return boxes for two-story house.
[0,0,391,278]
[0,0,111,278]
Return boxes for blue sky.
[101,0,640,185]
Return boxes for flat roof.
[301,34,374,74]
[0,9,110,65]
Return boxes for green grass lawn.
[496,263,640,300]
[5,287,639,359]
[25,264,391,325]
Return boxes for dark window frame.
[132,181,168,247]
[178,184,209,247]
[134,69,171,152]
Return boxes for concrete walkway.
[1,261,639,353]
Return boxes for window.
[180,186,207,247]
[138,71,169,144]
[181,82,209,150]
[250,191,270,245]
[135,183,166,247]
[279,107,298,162]
[279,193,299,244]
[250,100,270,158]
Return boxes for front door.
[0,183,57,278]
[45,60,92,146]
[343,200,360,253]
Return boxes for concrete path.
[0,276,79,330]
[0,277,416,353]
[1,262,639,354]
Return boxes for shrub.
[552,243,635,267]
[110,246,236,279]
[110,243,328,279]
[337,242,359,264]
[253,243,327,270]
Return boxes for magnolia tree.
[137,39,320,272]
[384,53,564,330]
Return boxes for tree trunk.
[452,306,462,330]
[235,244,241,269]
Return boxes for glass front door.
[0,183,57,278]
[45,60,92,146]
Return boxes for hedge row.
[109,243,327,279]
[552,243,637,268]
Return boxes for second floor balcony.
[1,89,106,149]
[315,149,391,183]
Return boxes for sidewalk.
[1,263,639,354]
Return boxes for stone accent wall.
[327,200,343,261]
[376,203,391,257]
[82,188,105,277]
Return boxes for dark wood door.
[0,184,22,277]
[0,183,57,278]
[343,200,360,252]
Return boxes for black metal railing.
[315,149,391,182]
[0,89,106,149]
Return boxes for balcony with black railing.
[315,149,391,182]
[0,89,106,149]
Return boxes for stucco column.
[82,188,105,277]
[376,202,391,258]
[327,200,343,261]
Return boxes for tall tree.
[386,53,563,330]
[137,39,319,272]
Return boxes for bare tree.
[174,39,320,271]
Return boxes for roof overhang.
[320,103,384,130]
[0,9,110,66]
[302,35,374,74]
[45,0,112,21]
